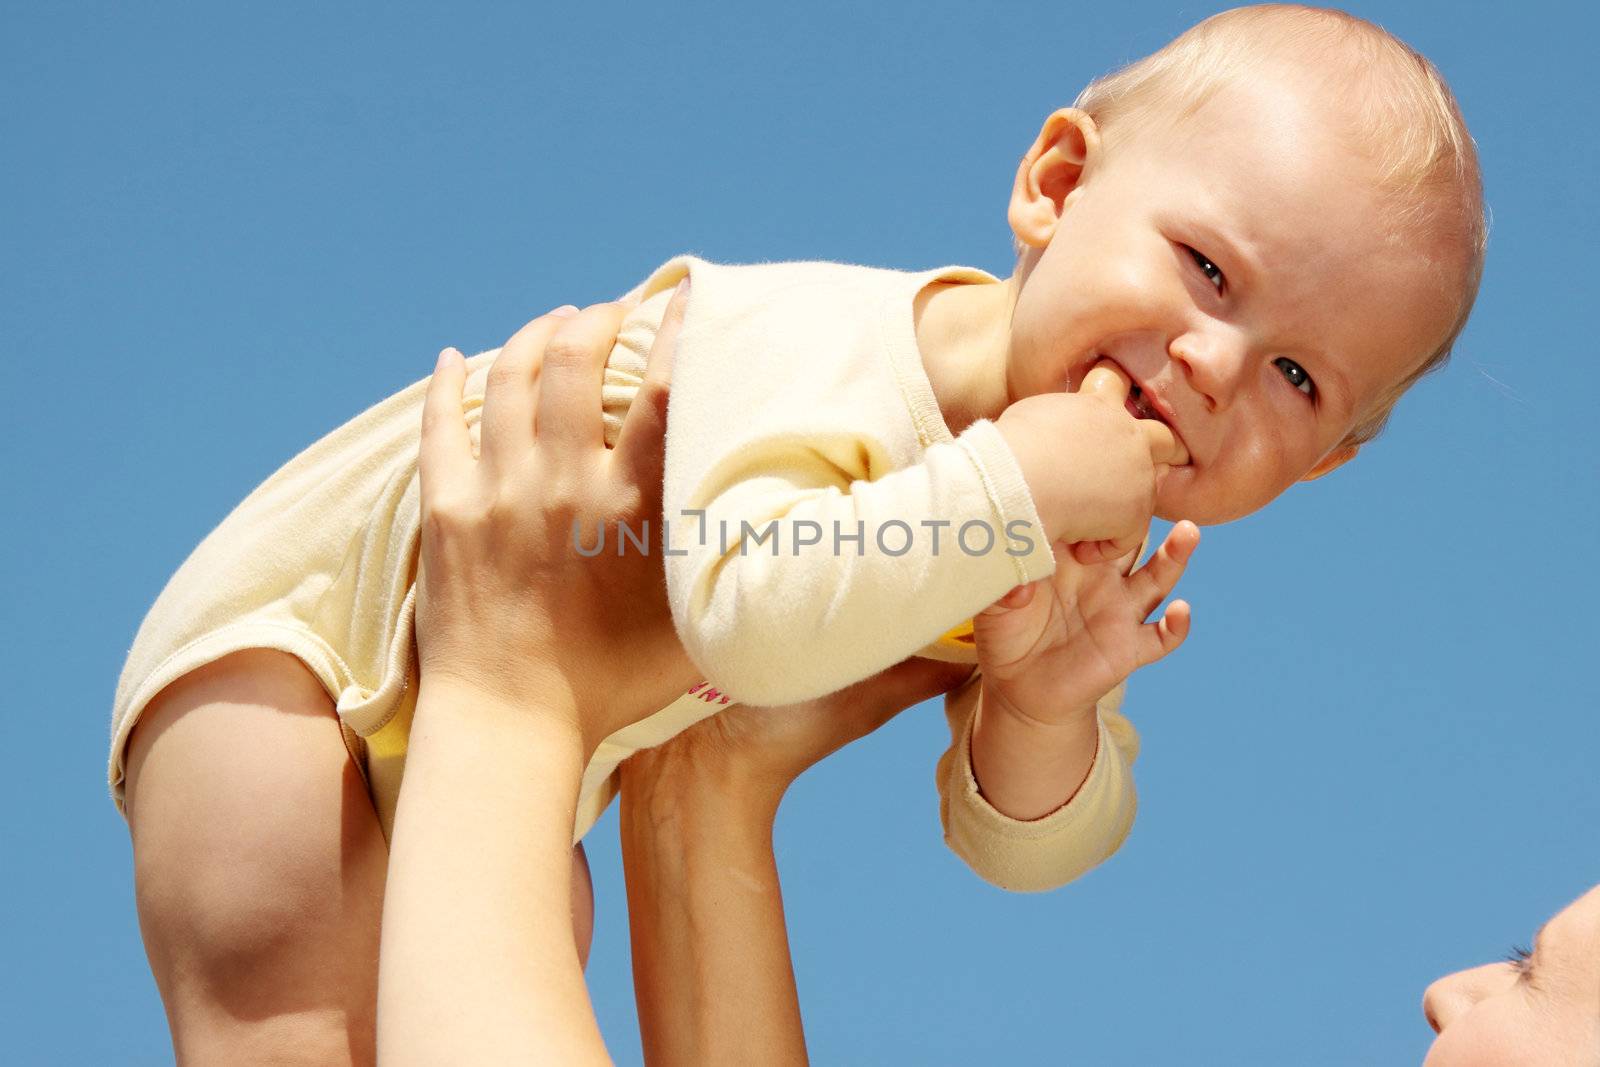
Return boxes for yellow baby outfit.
[109,254,1145,892]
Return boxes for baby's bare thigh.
[124,647,389,1066]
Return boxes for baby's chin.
[1152,466,1257,527]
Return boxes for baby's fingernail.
[435,347,457,371]
[550,304,580,318]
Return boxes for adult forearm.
[377,675,608,1067]
[969,682,1100,822]
[620,753,808,1067]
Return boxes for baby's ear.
[1007,108,1101,250]
[1301,442,1359,482]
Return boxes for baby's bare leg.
[124,648,597,1063]
[124,648,389,1064]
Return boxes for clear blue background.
[5,2,1595,1063]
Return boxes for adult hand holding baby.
[412,282,698,756]
[381,282,698,1066]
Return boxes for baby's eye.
[1275,356,1315,399]
[1185,246,1225,293]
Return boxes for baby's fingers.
[419,347,473,506]
[980,579,1039,614]
[1070,527,1144,567]
[1080,358,1131,409]
[1141,418,1190,467]
[1070,539,1117,566]
[1131,521,1200,615]
[1137,598,1192,667]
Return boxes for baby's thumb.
[1142,418,1189,467]
[1070,530,1142,566]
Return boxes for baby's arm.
[936,670,1140,892]
[666,428,1053,706]
[656,278,1056,707]
[939,522,1198,891]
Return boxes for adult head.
[1423,882,1600,1064]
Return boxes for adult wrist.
[414,670,589,754]
[621,743,784,831]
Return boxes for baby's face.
[1006,68,1459,524]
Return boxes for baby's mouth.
[1126,383,1192,466]
[1126,384,1164,424]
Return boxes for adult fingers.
[614,278,688,494]
[1137,599,1192,667]
[868,657,975,717]
[836,658,976,746]
[418,347,473,509]
[1080,359,1131,409]
[478,308,577,472]
[1129,521,1200,616]
[535,301,632,455]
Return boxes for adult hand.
[381,280,698,1067]
[623,655,975,804]
[414,281,699,756]
[618,653,974,1067]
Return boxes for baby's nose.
[1169,332,1249,411]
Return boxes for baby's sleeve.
[934,671,1140,893]
[660,276,1056,708]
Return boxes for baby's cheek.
[1158,465,1262,526]
[1223,435,1301,514]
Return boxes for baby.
[112,3,1485,1052]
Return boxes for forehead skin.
[1104,61,1457,432]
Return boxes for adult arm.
[380,680,606,1065]
[620,747,804,1067]
[619,657,973,1066]
[379,287,695,1064]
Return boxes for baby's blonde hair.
[1026,3,1488,450]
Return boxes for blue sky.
[4,1,1596,1062]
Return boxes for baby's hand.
[995,361,1185,560]
[971,521,1199,729]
